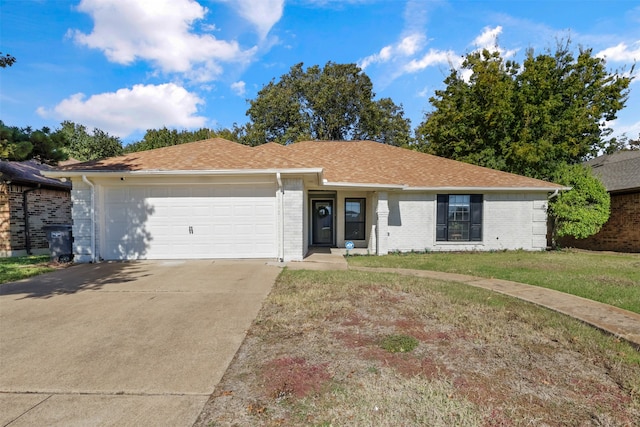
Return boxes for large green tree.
[0,121,68,164]
[548,164,610,246]
[245,62,411,146]
[59,121,123,161]
[415,43,633,181]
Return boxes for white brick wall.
[388,193,433,252]
[479,193,548,251]
[385,191,550,253]
[283,178,304,261]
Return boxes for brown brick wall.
[560,191,640,253]
[0,183,10,254]
[0,183,72,255]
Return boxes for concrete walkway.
[287,251,640,348]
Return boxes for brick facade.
[560,191,640,253]
[0,183,72,257]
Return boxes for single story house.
[43,138,564,263]
[1,160,72,257]
[559,150,640,253]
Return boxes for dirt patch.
[262,357,332,399]
[195,270,640,426]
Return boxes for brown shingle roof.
[55,138,561,190]
[286,140,559,188]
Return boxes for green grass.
[0,255,55,284]
[347,250,640,313]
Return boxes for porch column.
[282,178,304,261]
[376,192,389,256]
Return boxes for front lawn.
[195,269,640,426]
[347,250,640,313]
[0,255,56,284]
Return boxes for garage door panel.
[102,185,277,260]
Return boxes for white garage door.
[102,184,277,260]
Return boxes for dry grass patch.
[195,270,640,427]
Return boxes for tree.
[548,164,610,246]
[415,42,633,181]
[0,52,16,68]
[0,121,68,164]
[124,127,237,153]
[415,50,519,171]
[59,121,123,161]
[605,133,640,152]
[245,62,411,145]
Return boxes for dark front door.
[312,200,334,245]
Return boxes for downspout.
[23,185,40,255]
[82,175,96,263]
[548,189,559,200]
[276,172,284,262]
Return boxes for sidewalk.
[287,252,640,348]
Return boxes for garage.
[101,183,277,260]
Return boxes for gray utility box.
[43,224,74,263]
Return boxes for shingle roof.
[285,140,559,188]
[585,151,640,192]
[0,160,71,190]
[54,138,561,190]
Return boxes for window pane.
[448,195,470,221]
[345,200,363,221]
[345,222,365,240]
[448,222,469,240]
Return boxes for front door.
[312,200,334,245]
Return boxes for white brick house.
[44,138,564,263]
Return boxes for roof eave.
[321,181,406,190]
[42,168,324,178]
[403,186,570,192]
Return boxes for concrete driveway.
[0,260,281,427]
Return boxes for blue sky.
[1,0,639,145]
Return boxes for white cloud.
[37,83,206,138]
[72,0,256,80]
[472,26,502,51]
[612,119,640,139]
[470,26,517,59]
[404,49,458,73]
[359,33,426,69]
[231,81,246,96]
[596,41,640,62]
[232,0,284,38]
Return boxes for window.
[436,195,483,241]
[345,198,365,240]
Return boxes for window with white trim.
[436,194,483,241]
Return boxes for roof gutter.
[405,186,571,192]
[42,168,324,179]
[321,181,406,190]
[82,175,96,263]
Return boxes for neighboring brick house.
[0,160,72,257]
[560,151,640,253]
